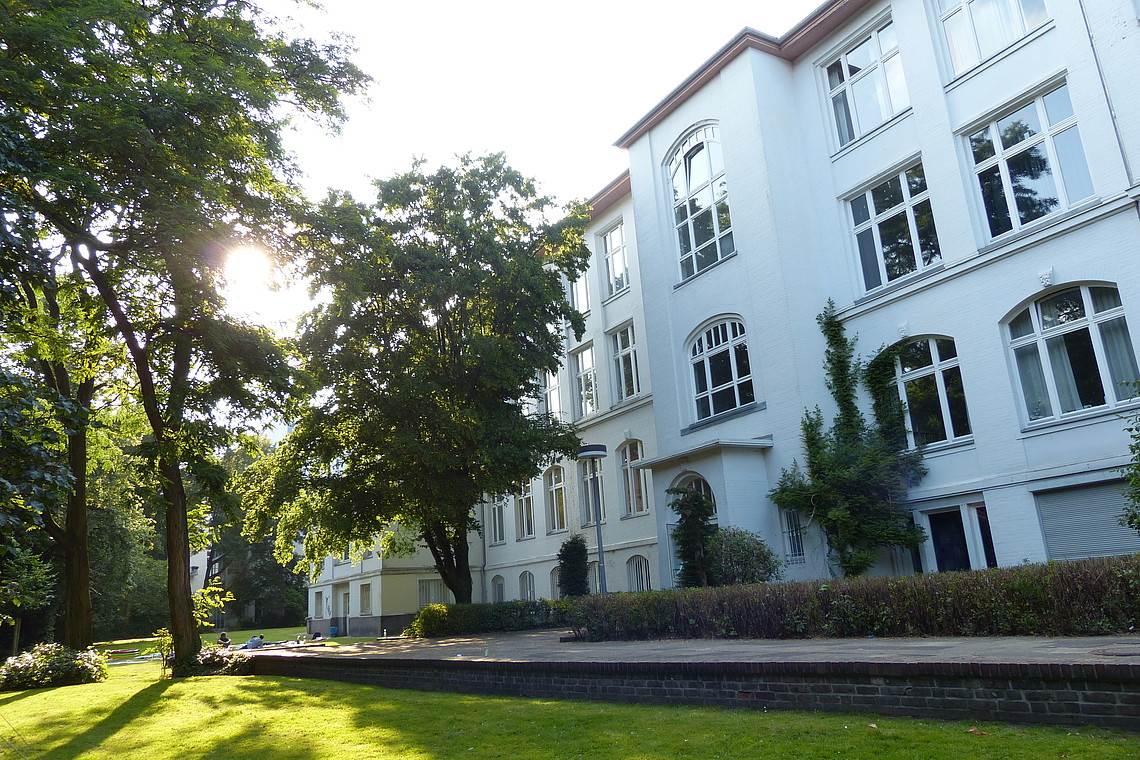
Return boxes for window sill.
[515,535,536,542]
[977,197,1101,256]
[489,541,506,547]
[913,436,974,457]
[855,263,945,305]
[546,529,569,536]
[943,22,1055,95]
[829,108,912,162]
[673,251,739,291]
[1018,399,1140,438]
[602,287,630,306]
[681,401,766,436]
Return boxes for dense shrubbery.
[405,599,570,637]
[186,644,251,676]
[404,556,1140,641]
[568,555,1140,641]
[0,643,108,691]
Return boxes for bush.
[0,643,108,691]
[405,599,569,637]
[707,528,781,586]
[557,534,590,598]
[186,645,251,676]
[567,555,1140,641]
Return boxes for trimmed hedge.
[405,599,570,637]
[568,555,1140,641]
[403,556,1140,641]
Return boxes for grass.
[92,626,378,656]
[0,661,1135,760]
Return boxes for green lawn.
[0,661,1134,760]
[93,626,378,655]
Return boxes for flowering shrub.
[190,644,251,676]
[0,643,108,691]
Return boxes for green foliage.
[193,578,235,631]
[146,627,175,677]
[668,486,717,587]
[184,644,251,677]
[0,642,107,691]
[1119,391,1140,533]
[770,301,926,575]
[556,534,590,598]
[0,547,56,626]
[404,600,570,638]
[245,155,591,603]
[568,555,1140,641]
[707,527,781,586]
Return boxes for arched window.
[491,575,505,603]
[544,466,567,532]
[894,337,972,446]
[519,571,536,601]
[1007,285,1139,421]
[620,440,650,515]
[669,124,734,279]
[690,320,754,420]
[549,567,561,600]
[626,555,651,592]
[677,475,717,517]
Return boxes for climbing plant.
[769,301,926,576]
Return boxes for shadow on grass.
[41,679,177,760]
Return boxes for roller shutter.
[1035,482,1140,560]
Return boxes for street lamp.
[578,443,608,595]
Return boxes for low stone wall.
[251,655,1140,730]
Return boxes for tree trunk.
[60,377,94,649]
[422,521,473,604]
[160,457,201,670]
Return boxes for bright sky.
[227,0,825,325]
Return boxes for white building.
[307,0,1140,634]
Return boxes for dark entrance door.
[929,511,971,572]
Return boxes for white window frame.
[579,457,606,527]
[969,82,1094,240]
[417,578,452,608]
[895,337,973,447]
[545,466,567,533]
[570,272,589,314]
[690,320,754,421]
[668,124,734,281]
[824,18,908,148]
[488,496,507,545]
[620,440,650,516]
[519,571,536,602]
[850,161,941,292]
[491,575,505,603]
[515,481,535,540]
[573,345,598,418]
[313,590,324,619]
[611,325,641,402]
[1007,284,1140,423]
[601,221,629,298]
[543,369,562,422]
[678,475,717,519]
[359,583,372,616]
[938,0,1049,76]
[626,555,652,592]
[549,567,561,600]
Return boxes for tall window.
[417,579,452,607]
[782,509,806,565]
[825,19,908,147]
[895,337,972,447]
[491,575,505,603]
[611,325,640,401]
[851,162,941,291]
[515,482,535,540]
[939,0,1048,75]
[545,466,567,532]
[488,496,506,545]
[519,571,536,602]
[691,320,754,420]
[626,555,651,592]
[602,222,629,297]
[971,83,1094,238]
[573,346,597,418]
[359,583,372,616]
[313,590,324,619]
[549,568,561,600]
[620,440,650,516]
[679,475,717,517]
[570,273,589,314]
[543,369,562,421]
[1008,285,1139,421]
[579,458,606,526]
[669,125,734,280]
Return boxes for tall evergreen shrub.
[557,534,590,597]
[669,486,717,587]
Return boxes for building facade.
[307,0,1140,632]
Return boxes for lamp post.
[578,443,608,594]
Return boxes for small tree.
[556,534,590,598]
[1120,394,1140,534]
[0,548,56,656]
[707,528,781,586]
[770,301,926,576]
[668,486,717,588]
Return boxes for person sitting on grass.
[217,631,231,647]
[243,634,266,649]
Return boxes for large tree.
[0,0,366,668]
[245,155,589,603]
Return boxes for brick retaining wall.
[250,655,1140,730]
